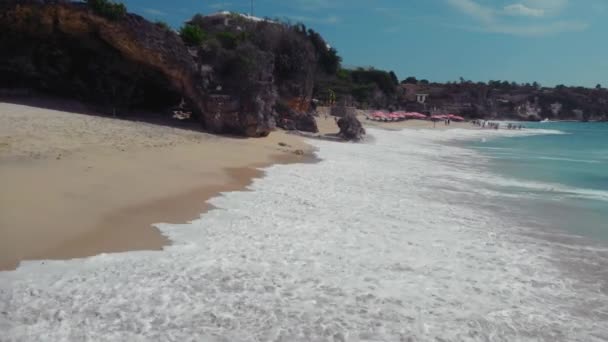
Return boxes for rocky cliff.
[0,1,328,136]
[1,2,209,124]
[189,13,320,133]
[395,81,608,121]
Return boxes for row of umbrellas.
[369,111,465,122]
[430,114,465,121]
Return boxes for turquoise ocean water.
[469,122,608,240]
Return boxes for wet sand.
[0,101,330,270]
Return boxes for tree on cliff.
[85,0,126,20]
[180,24,206,46]
[389,71,399,86]
[402,76,417,84]
[306,28,341,75]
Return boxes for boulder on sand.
[337,113,365,141]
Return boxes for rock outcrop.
[1,3,199,116]
[275,105,318,133]
[337,113,365,141]
[191,13,319,133]
[0,0,316,136]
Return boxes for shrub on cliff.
[351,68,397,95]
[180,24,206,46]
[215,31,246,50]
[155,21,171,31]
[306,28,341,75]
[85,0,126,21]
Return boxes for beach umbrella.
[372,111,390,121]
[430,114,446,121]
[448,114,465,121]
[389,112,404,120]
[371,111,385,120]
[409,112,427,119]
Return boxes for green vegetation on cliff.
[85,0,126,20]
[179,24,206,46]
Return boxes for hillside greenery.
[85,0,126,20]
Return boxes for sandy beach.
[359,115,474,131]
[0,100,331,270]
[0,101,473,271]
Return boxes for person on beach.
[310,99,317,114]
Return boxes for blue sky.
[122,0,607,87]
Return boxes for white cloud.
[209,2,233,10]
[504,3,545,17]
[142,8,166,16]
[446,0,588,36]
[522,0,569,12]
[484,20,589,36]
[446,0,494,23]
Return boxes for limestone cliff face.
[191,14,318,133]
[0,2,275,136]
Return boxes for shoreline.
[0,101,325,271]
[1,101,482,271]
[3,122,605,340]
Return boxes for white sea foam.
[537,156,601,164]
[1,128,606,341]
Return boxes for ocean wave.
[1,127,605,341]
[537,156,601,164]
[383,128,606,202]
[386,128,567,153]
[475,175,608,202]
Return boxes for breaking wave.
[1,127,606,341]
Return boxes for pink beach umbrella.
[389,112,404,120]
[430,114,446,121]
[448,114,465,121]
[409,112,428,119]
[372,111,389,121]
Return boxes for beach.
[359,115,474,131]
[0,102,507,270]
[2,118,606,340]
[0,100,326,270]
